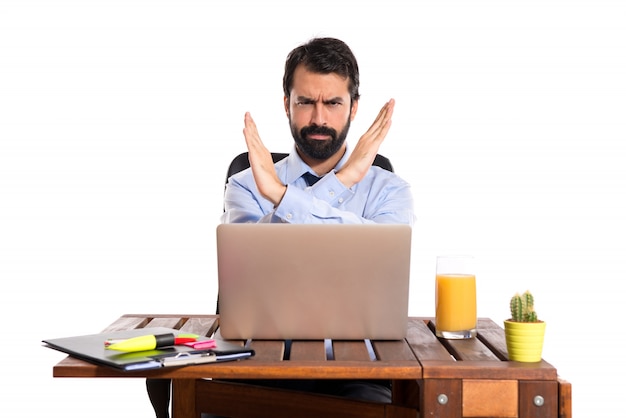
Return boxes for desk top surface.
[52,314,557,381]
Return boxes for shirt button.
[286,213,293,220]
[329,191,335,197]
[338,198,344,203]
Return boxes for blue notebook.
[43,327,254,371]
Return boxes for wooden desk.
[52,314,572,418]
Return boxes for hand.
[243,112,287,206]
[336,99,395,188]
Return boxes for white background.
[1,1,624,416]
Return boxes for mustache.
[300,125,337,140]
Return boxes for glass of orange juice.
[435,255,477,339]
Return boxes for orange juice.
[435,273,477,333]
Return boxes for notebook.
[216,223,412,340]
[43,327,255,371]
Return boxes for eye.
[296,100,314,107]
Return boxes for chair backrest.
[225,151,393,185]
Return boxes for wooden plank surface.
[247,340,286,362]
[372,339,418,362]
[53,313,423,379]
[405,318,452,361]
[53,314,559,383]
[289,341,327,361]
[51,313,572,418]
[420,359,558,380]
[333,340,372,361]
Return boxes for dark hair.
[283,37,360,103]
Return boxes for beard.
[290,117,351,160]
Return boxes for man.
[222,36,414,225]
[147,37,414,417]
[221,36,414,399]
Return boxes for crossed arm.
[243,99,396,207]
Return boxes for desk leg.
[172,379,197,418]
[419,379,462,418]
[558,378,572,418]
[392,380,420,409]
[519,380,558,418]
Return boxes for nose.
[310,102,327,126]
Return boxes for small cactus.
[509,290,539,322]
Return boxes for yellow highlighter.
[105,333,177,352]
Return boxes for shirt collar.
[284,144,351,184]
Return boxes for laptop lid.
[216,223,412,340]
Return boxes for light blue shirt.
[221,146,415,225]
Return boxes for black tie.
[302,172,322,186]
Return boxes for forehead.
[290,65,351,99]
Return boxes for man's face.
[285,65,358,160]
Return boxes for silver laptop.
[216,223,412,340]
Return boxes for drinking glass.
[435,255,477,339]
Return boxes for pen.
[105,333,199,352]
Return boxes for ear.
[349,99,359,121]
[284,96,290,118]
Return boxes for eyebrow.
[295,96,346,104]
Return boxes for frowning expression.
[285,65,358,160]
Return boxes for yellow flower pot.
[504,320,546,363]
